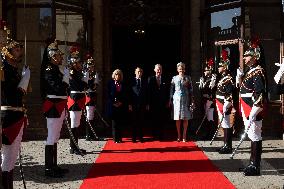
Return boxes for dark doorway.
[112,25,182,81]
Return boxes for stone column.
[92,0,112,113]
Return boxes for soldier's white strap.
[216,95,225,99]
[240,93,253,98]
[70,91,85,94]
[1,106,26,112]
[47,95,67,99]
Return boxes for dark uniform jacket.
[215,72,233,115]
[67,69,87,111]
[1,59,26,145]
[240,65,266,120]
[42,63,68,118]
[85,72,97,106]
[200,75,216,108]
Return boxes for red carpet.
[80,139,235,189]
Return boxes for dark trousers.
[151,107,165,140]
[111,106,123,142]
[131,107,144,141]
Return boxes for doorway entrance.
[112,25,182,81]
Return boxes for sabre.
[94,108,111,128]
[64,110,85,157]
[83,109,99,139]
[195,108,209,135]
[210,113,225,145]
[230,121,252,159]
[18,148,27,189]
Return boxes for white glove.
[209,74,216,89]
[206,100,213,109]
[94,72,100,85]
[223,100,232,114]
[274,63,284,84]
[62,67,70,84]
[198,77,204,89]
[236,67,244,87]
[82,71,89,83]
[18,66,30,92]
[249,106,263,121]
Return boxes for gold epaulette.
[45,65,52,71]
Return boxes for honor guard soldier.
[215,49,234,154]
[84,53,100,141]
[1,35,30,188]
[67,45,88,155]
[236,37,267,176]
[41,41,69,177]
[198,58,217,139]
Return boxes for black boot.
[45,145,63,178]
[8,169,13,189]
[219,128,233,154]
[2,171,9,189]
[70,128,86,155]
[244,141,262,176]
[53,143,69,174]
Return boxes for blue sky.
[211,8,241,29]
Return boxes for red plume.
[70,44,80,53]
[207,57,214,67]
[85,52,92,60]
[250,35,260,48]
[0,19,6,30]
[221,49,228,61]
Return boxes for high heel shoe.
[177,138,180,142]
[182,139,187,142]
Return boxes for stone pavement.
[13,137,283,189]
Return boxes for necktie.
[157,76,161,87]
[137,78,141,90]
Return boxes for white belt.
[240,93,253,98]
[70,91,85,94]
[47,95,67,99]
[216,95,225,100]
[1,106,26,112]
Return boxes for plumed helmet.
[47,40,63,59]
[1,38,23,60]
[218,49,230,69]
[68,45,81,65]
[204,57,214,71]
[84,52,95,68]
[244,36,261,60]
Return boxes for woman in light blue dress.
[170,62,194,142]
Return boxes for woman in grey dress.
[170,62,194,142]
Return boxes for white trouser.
[69,111,82,128]
[241,105,262,141]
[1,125,24,172]
[46,110,66,145]
[217,108,231,129]
[205,100,214,121]
[86,106,95,120]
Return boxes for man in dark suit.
[128,67,147,142]
[147,64,169,140]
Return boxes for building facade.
[1,0,283,139]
